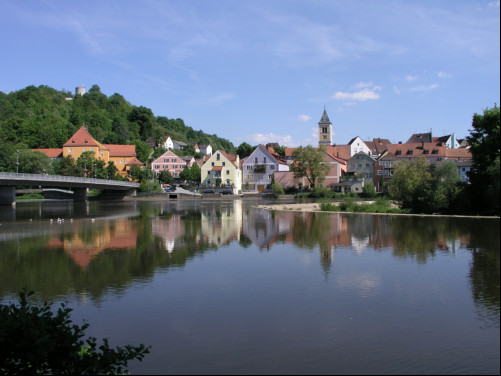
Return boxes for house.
[191,143,201,153]
[346,152,376,185]
[385,142,447,163]
[456,161,472,182]
[274,150,345,191]
[364,138,392,158]
[199,144,213,156]
[162,136,174,150]
[179,156,196,167]
[374,151,399,191]
[201,150,242,193]
[347,136,372,157]
[266,142,280,149]
[436,134,460,149]
[34,124,139,178]
[145,137,156,148]
[32,149,63,161]
[151,150,187,179]
[406,132,433,144]
[172,140,187,150]
[242,145,289,192]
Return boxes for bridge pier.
[0,186,15,206]
[73,188,88,202]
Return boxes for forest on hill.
[0,85,236,161]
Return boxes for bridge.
[0,172,139,205]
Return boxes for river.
[0,200,499,375]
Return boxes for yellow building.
[35,125,143,178]
[201,150,242,193]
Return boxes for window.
[379,161,384,166]
[351,164,355,168]
[207,179,211,184]
[385,170,391,177]
[247,166,253,170]
[208,171,211,175]
[172,158,177,162]
[423,150,430,155]
[322,127,328,133]
[211,162,215,167]
[69,149,72,153]
[120,161,123,164]
[155,165,160,169]
[226,170,230,175]
[164,159,169,162]
[384,161,389,168]
[91,148,94,152]
[269,165,275,170]
[354,148,357,153]
[222,162,226,166]
[263,157,266,163]
[255,157,258,164]
[377,170,383,175]
[217,154,220,161]
[462,168,466,172]
[366,173,373,178]
[173,173,177,177]
[366,164,370,168]
[246,175,254,180]
[83,149,87,152]
[358,164,362,168]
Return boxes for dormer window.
[216,154,220,161]
[85,140,88,144]
[432,149,439,154]
[396,150,402,156]
[407,150,413,155]
[72,140,75,143]
[423,149,430,155]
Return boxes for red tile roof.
[63,126,102,147]
[32,149,63,158]
[126,157,144,166]
[218,150,239,167]
[445,148,472,160]
[212,166,223,171]
[103,144,136,157]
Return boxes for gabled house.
[436,134,460,149]
[347,136,372,157]
[179,156,196,167]
[201,150,241,193]
[191,143,201,153]
[242,145,289,192]
[347,152,376,184]
[406,132,433,144]
[172,140,187,150]
[151,150,186,179]
[145,137,156,148]
[199,144,213,156]
[364,138,392,158]
[374,151,399,191]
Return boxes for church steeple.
[318,108,333,146]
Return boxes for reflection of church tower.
[318,108,333,147]
[320,248,334,280]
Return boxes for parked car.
[220,190,233,195]
[203,190,216,194]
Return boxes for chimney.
[422,141,425,149]
[399,141,402,144]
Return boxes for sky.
[1,0,499,147]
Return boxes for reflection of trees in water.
[290,213,338,254]
[389,217,471,264]
[467,221,500,326]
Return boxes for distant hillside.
[0,84,236,154]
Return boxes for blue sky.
[1,0,499,147]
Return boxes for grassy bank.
[16,193,45,200]
[319,197,407,214]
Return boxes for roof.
[32,149,63,158]
[444,148,472,160]
[377,151,399,161]
[285,145,350,162]
[347,137,359,145]
[406,132,433,144]
[212,166,223,171]
[173,140,187,146]
[63,126,102,148]
[366,138,392,155]
[179,156,195,162]
[103,145,136,157]
[146,137,155,144]
[319,108,331,124]
[385,142,447,157]
[218,150,239,167]
[199,144,210,149]
[126,157,144,166]
[152,150,185,164]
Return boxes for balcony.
[253,165,266,174]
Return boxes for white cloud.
[438,71,452,78]
[332,88,380,101]
[372,86,382,91]
[393,86,401,94]
[298,115,311,122]
[354,82,373,89]
[409,84,439,92]
[406,75,418,81]
[246,133,295,146]
[488,1,500,7]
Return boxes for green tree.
[190,163,201,183]
[290,145,330,188]
[272,182,285,197]
[134,140,151,164]
[0,289,150,375]
[153,147,168,159]
[362,182,377,198]
[183,144,196,156]
[273,146,286,157]
[106,161,118,180]
[467,104,500,213]
[179,165,192,181]
[17,150,54,175]
[53,156,84,177]
[76,152,106,178]
[236,142,254,159]
[151,125,166,147]
[158,170,174,185]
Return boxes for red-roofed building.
[151,150,187,178]
[32,149,63,160]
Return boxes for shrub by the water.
[0,289,150,375]
[16,193,45,200]
[319,198,340,212]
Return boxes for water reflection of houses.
[201,202,242,247]
[46,218,138,269]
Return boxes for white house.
[242,145,289,192]
[199,144,213,156]
[348,136,371,157]
[172,140,187,150]
[161,136,174,150]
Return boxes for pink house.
[151,150,186,178]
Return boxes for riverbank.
[256,203,500,219]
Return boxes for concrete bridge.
[0,172,139,205]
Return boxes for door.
[258,185,265,193]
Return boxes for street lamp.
[15,150,19,174]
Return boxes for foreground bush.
[320,197,404,214]
[0,289,150,375]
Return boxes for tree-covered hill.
[0,85,236,157]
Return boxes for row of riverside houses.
[149,108,472,194]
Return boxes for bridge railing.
[0,172,140,187]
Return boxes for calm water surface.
[0,200,499,375]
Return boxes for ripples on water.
[0,200,499,375]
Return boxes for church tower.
[318,108,333,147]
